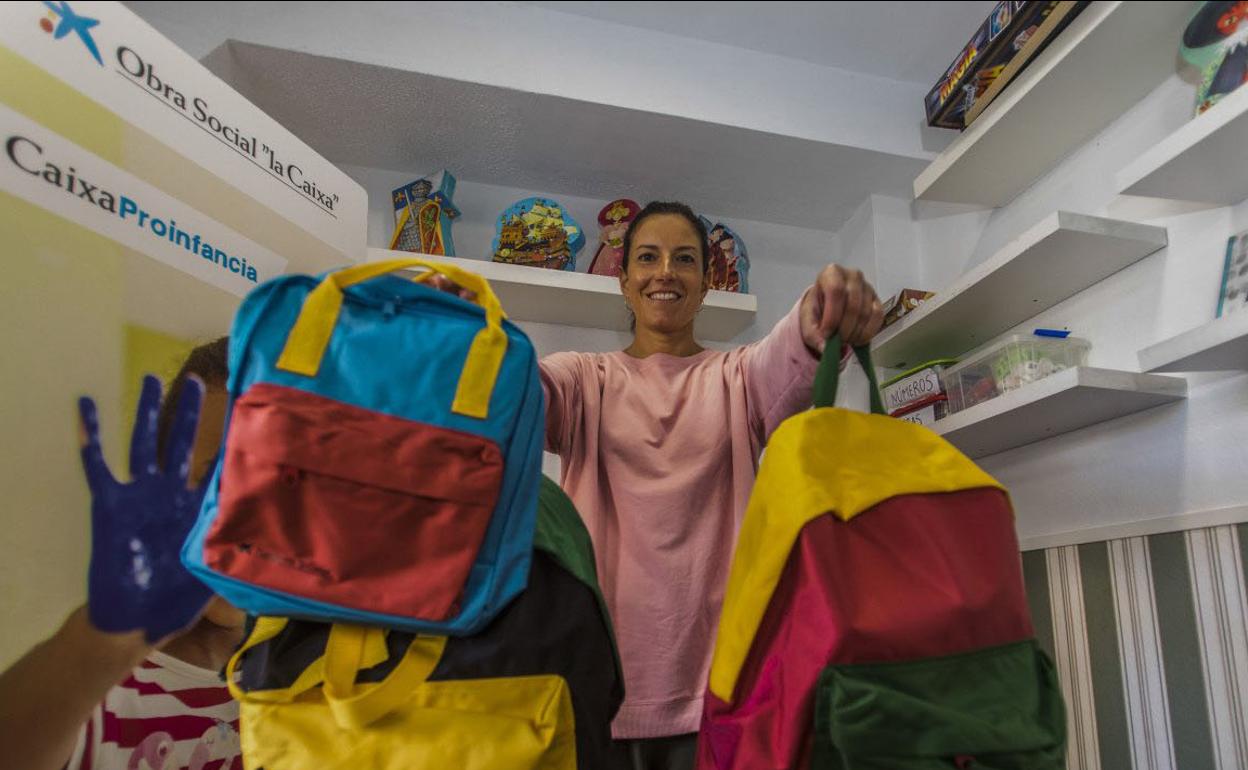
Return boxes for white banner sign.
[0,103,288,295]
[0,1,366,261]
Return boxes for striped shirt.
[66,651,241,770]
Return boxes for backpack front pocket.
[205,383,503,621]
[812,640,1065,770]
[240,674,577,770]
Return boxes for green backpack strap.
[533,476,624,685]
[812,332,886,414]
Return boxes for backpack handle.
[223,616,357,704]
[224,617,448,730]
[276,258,508,419]
[812,332,886,415]
[322,624,448,729]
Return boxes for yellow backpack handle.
[275,258,508,419]
[225,617,447,730]
[322,624,448,729]
[223,616,378,705]
[225,617,288,703]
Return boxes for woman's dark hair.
[156,336,229,463]
[621,201,710,274]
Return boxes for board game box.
[925,0,1084,130]
[964,1,1089,125]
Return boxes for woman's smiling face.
[619,214,709,335]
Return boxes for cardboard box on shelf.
[964,1,1090,126]
[881,289,935,329]
[925,0,1086,130]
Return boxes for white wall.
[869,194,923,300]
[834,193,926,302]
[838,196,877,282]
[0,200,126,668]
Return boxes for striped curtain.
[1022,524,1248,770]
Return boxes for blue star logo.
[43,1,103,66]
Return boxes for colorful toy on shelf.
[1219,228,1248,317]
[588,199,640,277]
[391,170,460,256]
[492,197,585,271]
[698,216,750,293]
[1182,2,1248,116]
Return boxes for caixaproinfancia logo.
[7,134,262,283]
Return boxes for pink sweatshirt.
[539,300,821,738]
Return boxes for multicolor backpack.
[229,477,628,770]
[182,258,544,634]
[588,198,640,277]
[492,197,585,271]
[697,338,1065,770]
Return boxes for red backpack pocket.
[205,383,503,620]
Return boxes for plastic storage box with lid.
[940,333,1091,414]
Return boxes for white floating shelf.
[871,211,1167,370]
[1139,313,1248,372]
[914,0,1196,206]
[1118,83,1248,204]
[934,367,1187,459]
[366,248,757,340]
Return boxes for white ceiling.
[521,1,999,85]
[205,41,928,231]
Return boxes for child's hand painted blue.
[78,375,214,643]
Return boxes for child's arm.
[0,375,215,770]
[0,606,151,770]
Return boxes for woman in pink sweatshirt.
[539,201,884,769]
